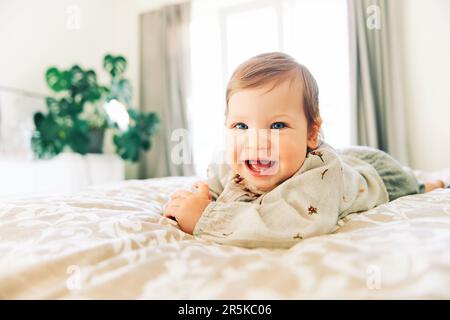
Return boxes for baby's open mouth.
[244,159,277,176]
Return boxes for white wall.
[401,0,450,171]
[0,0,140,100]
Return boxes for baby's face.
[225,79,316,191]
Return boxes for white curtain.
[139,1,195,178]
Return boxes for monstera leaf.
[45,68,71,92]
[31,112,67,158]
[113,130,141,162]
[103,54,127,78]
[66,118,90,155]
[113,109,159,162]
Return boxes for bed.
[1,170,450,299]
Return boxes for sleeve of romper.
[193,146,344,249]
[205,162,233,201]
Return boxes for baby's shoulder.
[300,142,342,172]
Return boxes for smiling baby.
[163,52,447,249]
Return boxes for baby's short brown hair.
[226,52,321,133]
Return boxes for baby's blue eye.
[235,123,248,130]
[271,122,287,129]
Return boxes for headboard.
[0,87,46,157]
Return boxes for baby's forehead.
[228,79,304,115]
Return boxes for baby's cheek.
[225,146,237,166]
[224,148,243,176]
[278,139,306,171]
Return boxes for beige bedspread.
[1,175,450,299]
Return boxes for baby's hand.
[163,182,211,234]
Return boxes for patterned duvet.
[1,174,450,299]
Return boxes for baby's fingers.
[163,203,179,220]
[193,182,210,198]
[170,190,192,200]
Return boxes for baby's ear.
[307,117,322,149]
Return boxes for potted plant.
[31,54,159,162]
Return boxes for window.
[285,0,352,149]
[220,1,282,83]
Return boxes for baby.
[164,52,448,249]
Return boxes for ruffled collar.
[232,173,265,198]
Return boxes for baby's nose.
[245,129,272,148]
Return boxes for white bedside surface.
[0,153,124,199]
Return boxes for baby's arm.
[192,156,344,249]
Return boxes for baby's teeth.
[248,160,271,165]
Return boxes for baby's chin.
[247,179,279,192]
[237,169,283,192]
